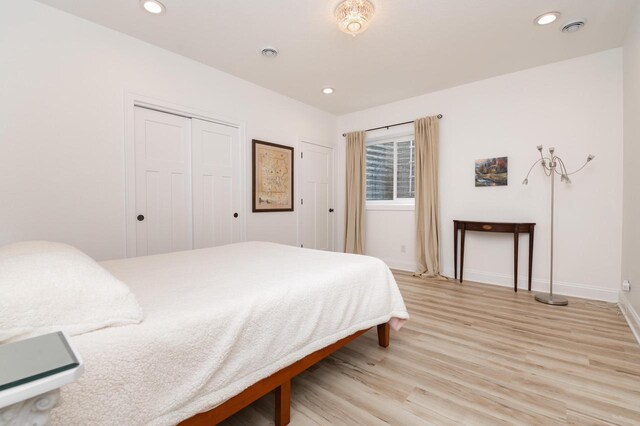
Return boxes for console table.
[453,220,535,292]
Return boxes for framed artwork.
[252,139,294,212]
[475,156,508,187]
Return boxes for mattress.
[51,242,409,425]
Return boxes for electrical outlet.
[400,245,406,253]
[623,280,631,292]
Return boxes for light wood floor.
[223,272,640,425]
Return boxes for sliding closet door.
[191,118,242,248]
[134,107,192,256]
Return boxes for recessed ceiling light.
[141,0,165,15]
[535,12,560,25]
[261,47,279,58]
[322,87,334,95]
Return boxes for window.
[366,136,415,205]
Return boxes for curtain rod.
[342,114,442,137]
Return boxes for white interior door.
[191,118,242,248]
[134,107,192,256]
[299,142,334,251]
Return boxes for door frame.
[124,92,246,257]
[297,139,336,252]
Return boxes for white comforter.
[51,242,409,425]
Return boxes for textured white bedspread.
[51,242,409,425]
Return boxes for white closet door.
[134,107,192,256]
[299,142,334,251]
[191,118,242,248]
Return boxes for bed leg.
[377,322,390,348]
[275,379,291,426]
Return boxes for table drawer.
[462,222,516,233]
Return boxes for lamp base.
[535,293,568,306]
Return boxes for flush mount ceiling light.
[261,47,279,58]
[335,0,375,36]
[535,12,560,25]
[141,0,165,15]
[322,87,334,94]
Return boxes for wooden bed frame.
[179,322,391,426]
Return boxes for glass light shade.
[335,0,375,36]
[347,22,362,32]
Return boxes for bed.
[47,241,409,425]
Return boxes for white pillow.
[0,241,143,343]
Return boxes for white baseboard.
[382,258,417,273]
[619,292,640,345]
[380,257,618,302]
[441,267,619,302]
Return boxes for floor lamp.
[522,145,594,306]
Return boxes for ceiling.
[36,0,637,114]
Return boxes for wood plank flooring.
[222,271,640,425]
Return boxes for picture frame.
[475,156,508,187]
[252,139,294,212]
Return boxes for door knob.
[137,215,145,221]
[329,208,334,213]
[233,213,239,218]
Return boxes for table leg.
[514,232,519,292]
[528,226,534,291]
[0,389,60,426]
[460,226,466,283]
[454,222,458,280]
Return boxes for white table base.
[0,390,60,426]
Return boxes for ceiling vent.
[561,20,585,33]
[261,47,279,58]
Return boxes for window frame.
[365,131,416,210]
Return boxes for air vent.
[562,20,585,33]
[261,47,279,58]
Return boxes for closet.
[133,106,242,256]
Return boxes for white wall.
[0,1,336,260]
[0,2,627,304]
[621,4,640,337]
[337,49,624,302]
